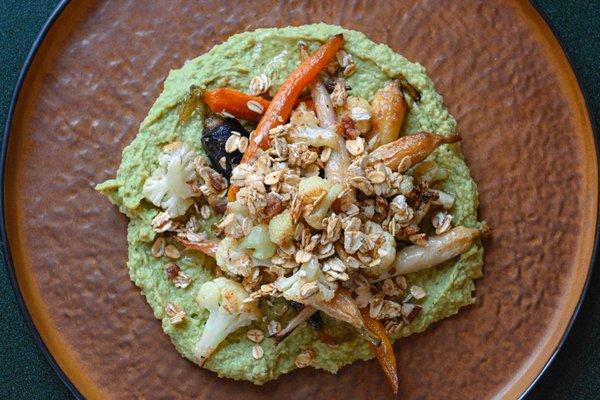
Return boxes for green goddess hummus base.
[96,23,483,384]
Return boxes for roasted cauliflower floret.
[194,277,260,366]
[274,256,337,303]
[142,142,197,217]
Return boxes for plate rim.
[1,1,597,399]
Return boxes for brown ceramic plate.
[2,1,597,399]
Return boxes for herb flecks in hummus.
[96,24,484,388]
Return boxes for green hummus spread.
[97,23,483,384]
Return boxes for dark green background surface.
[0,1,598,399]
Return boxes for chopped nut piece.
[151,237,166,257]
[252,344,264,360]
[246,328,265,343]
[247,100,264,114]
[248,73,271,96]
[164,244,181,259]
[410,285,427,300]
[164,301,186,325]
[267,320,282,336]
[294,349,314,368]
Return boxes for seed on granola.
[246,328,265,343]
[151,237,166,257]
[164,301,186,325]
[410,285,427,300]
[252,344,264,360]
[294,349,314,368]
[164,244,180,259]
[267,320,282,336]
[247,100,264,114]
[346,138,364,156]
[238,136,249,153]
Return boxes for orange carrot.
[242,34,344,163]
[202,88,270,123]
[226,34,344,201]
[360,309,399,395]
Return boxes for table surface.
[1,1,598,399]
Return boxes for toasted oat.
[164,301,186,325]
[330,79,348,107]
[151,237,166,257]
[200,204,212,219]
[164,244,180,259]
[249,73,271,96]
[219,156,227,170]
[320,147,332,163]
[382,278,401,297]
[300,281,319,299]
[252,344,264,360]
[346,138,364,156]
[432,211,453,235]
[395,275,408,290]
[267,320,282,336]
[410,285,427,300]
[246,328,265,343]
[152,211,177,233]
[264,170,283,186]
[173,272,191,288]
[225,132,241,153]
[367,170,386,184]
[247,100,264,114]
[238,136,249,153]
[294,349,314,368]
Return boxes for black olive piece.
[201,117,250,180]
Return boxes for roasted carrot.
[173,236,219,258]
[227,34,344,201]
[361,309,399,395]
[202,88,270,123]
[369,132,460,172]
[241,34,344,163]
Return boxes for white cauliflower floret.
[274,257,337,303]
[215,237,253,277]
[142,142,197,217]
[194,277,260,366]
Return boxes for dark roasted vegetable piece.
[201,117,249,179]
[289,301,323,332]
